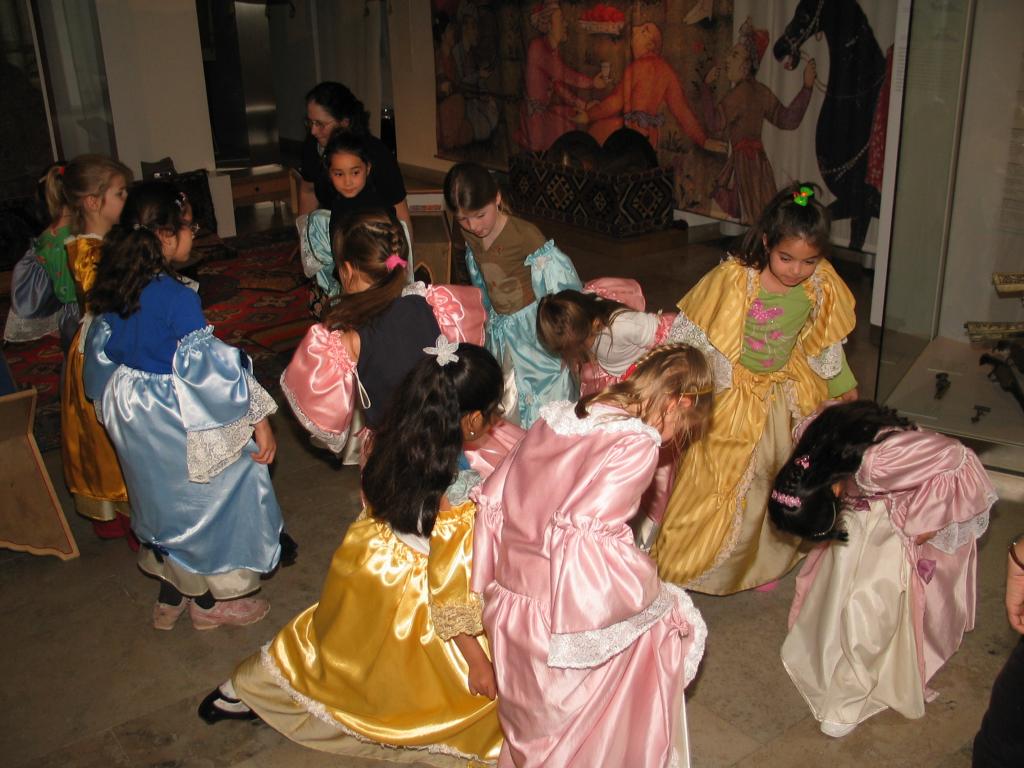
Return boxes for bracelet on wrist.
[1010,533,1024,571]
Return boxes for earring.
[468,430,477,438]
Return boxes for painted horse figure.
[774,0,886,251]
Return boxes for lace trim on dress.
[807,341,844,380]
[402,281,428,298]
[431,593,484,641]
[665,583,708,687]
[185,371,278,483]
[539,401,662,445]
[928,511,991,555]
[3,309,59,343]
[547,583,707,677]
[687,444,759,590]
[258,645,496,764]
[279,375,350,454]
[447,469,482,507]
[664,312,733,392]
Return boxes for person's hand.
[803,58,817,89]
[703,138,728,154]
[705,65,720,85]
[592,72,608,90]
[571,109,589,126]
[1007,539,1024,634]
[251,418,277,464]
[838,387,859,402]
[468,658,497,699]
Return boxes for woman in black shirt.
[298,82,411,238]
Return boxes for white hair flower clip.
[424,335,459,367]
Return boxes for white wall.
[93,0,233,235]
[94,0,214,175]
[938,0,1024,339]
[389,1,451,174]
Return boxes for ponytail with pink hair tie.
[385,253,407,272]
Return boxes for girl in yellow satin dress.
[199,342,507,765]
[53,156,135,539]
[653,183,858,594]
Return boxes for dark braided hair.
[769,400,915,542]
[734,181,831,270]
[363,344,503,536]
[322,210,408,331]
[88,181,189,317]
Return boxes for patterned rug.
[1,230,311,452]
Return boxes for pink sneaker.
[189,597,270,630]
[152,599,191,631]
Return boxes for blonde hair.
[44,154,132,233]
[576,343,713,447]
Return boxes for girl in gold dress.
[653,183,858,594]
[53,155,135,541]
[199,342,507,765]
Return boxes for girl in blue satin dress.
[443,162,581,427]
[84,181,283,631]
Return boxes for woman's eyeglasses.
[304,117,337,131]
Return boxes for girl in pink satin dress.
[536,277,677,548]
[769,401,996,738]
[472,344,713,768]
[281,209,523,471]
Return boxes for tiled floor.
[3,218,1020,767]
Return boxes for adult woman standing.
[297,82,412,237]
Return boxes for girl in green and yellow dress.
[653,182,858,594]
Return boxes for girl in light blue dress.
[444,162,581,427]
[84,181,283,631]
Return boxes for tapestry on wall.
[430,0,897,252]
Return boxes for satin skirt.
[781,501,924,727]
[60,326,130,520]
[483,582,696,768]
[97,366,282,594]
[654,379,805,593]
[243,516,501,762]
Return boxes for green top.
[738,285,856,397]
[36,225,75,304]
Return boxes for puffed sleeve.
[856,430,996,552]
[583,277,646,311]
[173,326,278,483]
[802,260,857,379]
[82,316,118,415]
[403,282,487,346]
[547,435,664,668]
[429,472,485,641]
[527,240,582,299]
[280,323,358,453]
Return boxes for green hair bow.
[793,186,814,206]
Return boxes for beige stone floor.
[3,218,1021,767]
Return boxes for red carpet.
[2,231,311,452]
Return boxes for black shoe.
[279,531,298,567]
[197,687,258,724]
